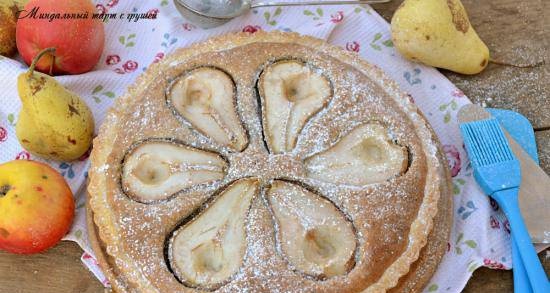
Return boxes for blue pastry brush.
[460,118,549,293]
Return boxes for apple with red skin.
[16,0,105,75]
[0,160,75,254]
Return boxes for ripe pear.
[16,48,94,161]
[391,0,490,75]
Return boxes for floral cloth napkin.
[0,1,515,291]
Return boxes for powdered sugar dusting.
[89,32,447,292]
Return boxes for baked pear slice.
[305,123,408,186]
[168,67,248,151]
[122,140,227,203]
[168,178,260,289]
[267,180,356,279]
[259,61,332,153]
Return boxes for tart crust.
[88,31,452,292]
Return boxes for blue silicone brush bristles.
[460,118,521,194]
[461,118,515,166]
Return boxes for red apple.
[0,160,75,254]
[16,0,105,75]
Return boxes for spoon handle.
[251,0,391,8]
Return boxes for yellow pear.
[16,48,95,161]
[391,0,490,75]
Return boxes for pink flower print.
[503,220,510,234]
[96,4,107,14]
[82,252,94,261]
[489,216,500,229]
[147,8,159,18]
[105,54,120,66]
[443,145,461,177]
[346,41,360,52]
[452,89,465,98]
[0,126,7,142]
[122,60,138,73]
[242,25,261,33]
[330,11,344,23]
[106,0,119,7]
[153,52,165,63]
[15,151,30,160]
[182,23,196,31]
[483,258,507,270]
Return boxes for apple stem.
[489,58,545,69]
[28,47,56,77]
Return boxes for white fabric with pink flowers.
[0,1,514,292]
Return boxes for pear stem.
[489,58,545,69]
[28,47,56,77]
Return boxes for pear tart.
[88,31,452,293]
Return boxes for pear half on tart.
[167,178,260,290]
[305,123,408,187]
[267,180,357,279]
[167,67,248,151]
[259,60,332,154]
[121,140,227,203]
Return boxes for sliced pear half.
[267,180,356,279]
[168,178,260,289]
[305,123,408,186]
[259,60,332,153]
[122,140,227,203]
[168,67,248,151]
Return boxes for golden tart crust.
[88,31,452,293]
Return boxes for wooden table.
[1,0,548,292]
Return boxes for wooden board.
[0,242,104,293]
[535,130,550,174]
[1,0,549,292]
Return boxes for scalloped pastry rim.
[88,31,449,293]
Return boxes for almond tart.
[88,31,452,293]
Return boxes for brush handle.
[494,188,550,293]
[512,235,532,293]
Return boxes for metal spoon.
[174,0,391,28]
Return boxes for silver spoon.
[174,0,391,28]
